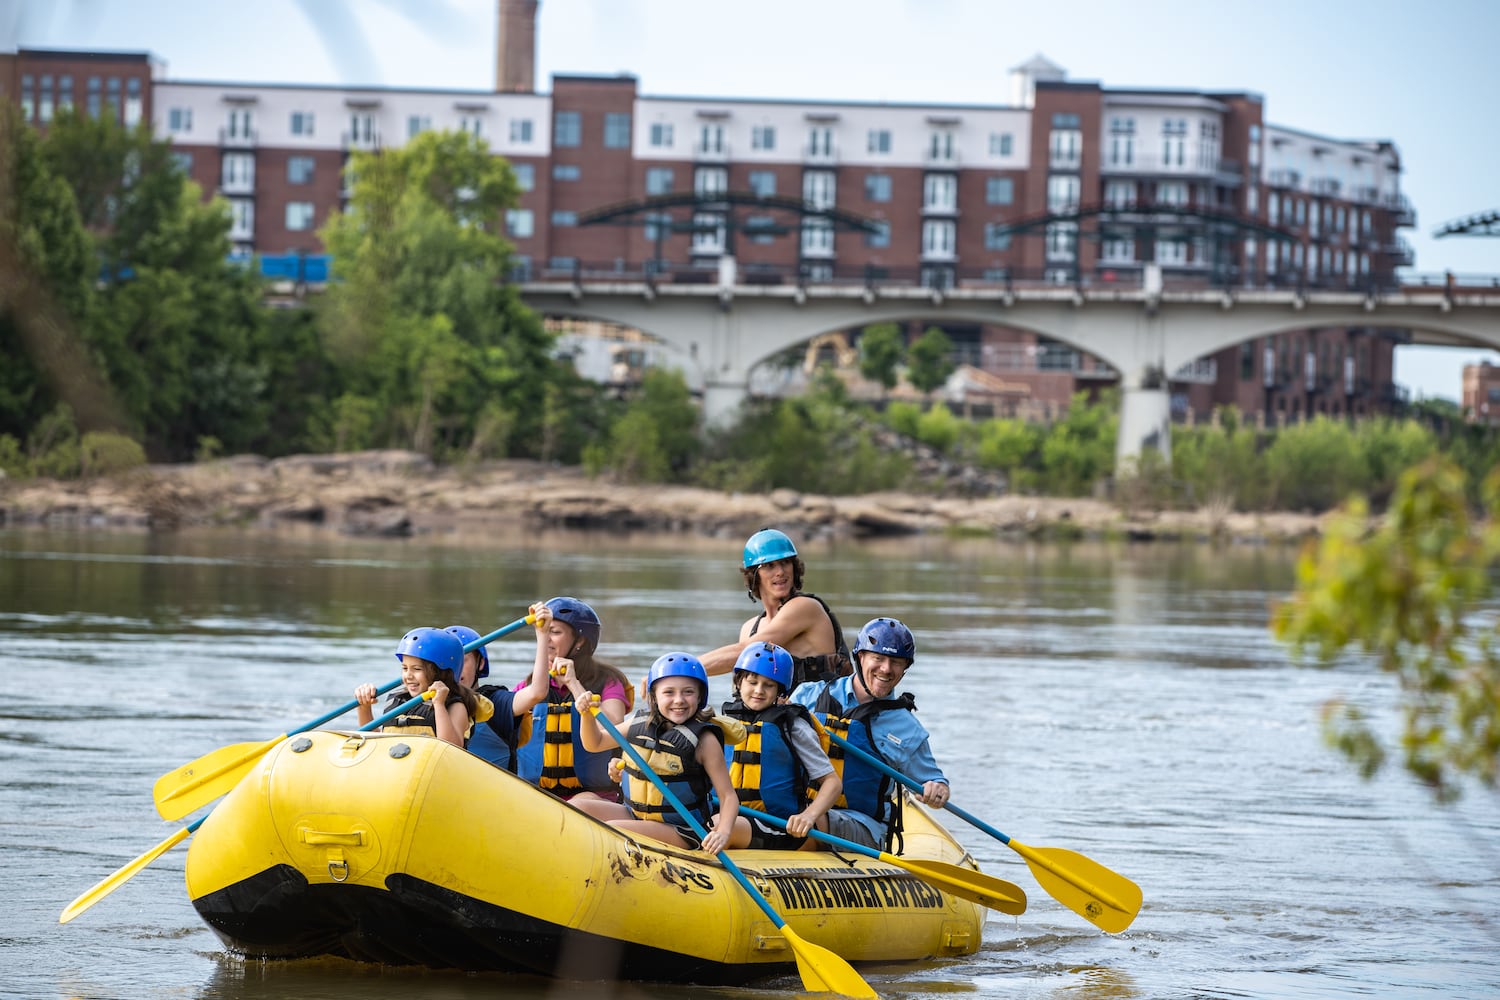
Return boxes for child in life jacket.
[514,597,633,801]
[354,626,481,748]
[565,652,740,853]
[446,623,551,771]
[719,641,842,850]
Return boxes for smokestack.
[496,0,539,93]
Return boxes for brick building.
[3,3,1417,425]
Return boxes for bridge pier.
[1117,384,1172,470]
[701,379,748,428]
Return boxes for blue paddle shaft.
[737,804,882,860]
[589,709,792,932]
[821,727,1013,846]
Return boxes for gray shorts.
[824,808,880,849]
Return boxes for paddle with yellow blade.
[736,805,1026,915]
[588,705,877,999]
[61,690,436,924]
[152,614,534,821]
[818,725,1142,934]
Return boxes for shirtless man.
[698,528,852,691]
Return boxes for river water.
[2,525,1496,999]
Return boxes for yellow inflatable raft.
[185,729,986,984]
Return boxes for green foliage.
[1171,409,1268,510]
[975,418,1041,491]
[79,432,147,476]
[915,403,962,455]
[318,130,557,459]
[1273,458,1500,802]
[0,434,28,477]
[1263,417,1367,512]
[195,436,223,463]
[1037,392,1117,496]
[1355,418,1436,506]
[906,326,956,397]
[883,400,921,439]
[698,381,911,494]
[594,369,699,483]
[857,323,904,394]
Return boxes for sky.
[8,0,1500,401]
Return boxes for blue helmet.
[743,528,797,570]
[394,627,464,677]
[853,617,916,668]
[733,641,794,694]
[544,596,602,652]
[646,651,709,702]
[444,624,489,679]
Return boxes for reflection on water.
[3,526,1498,1000]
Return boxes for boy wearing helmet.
[563,652,740,853]
[790,617,949,850]
[354,627,481,748]
[698,528,853,691]
[720,641,842,851]
[446,623,552,772]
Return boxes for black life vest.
[747,591,853,690]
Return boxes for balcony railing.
[1172,359,1218,384]
[218,127,258,148]
[1267,168,1301,190]
[342,130,382,151]
[693,141,730,162]
[1309,177,1341,197]
[803,144,839,165]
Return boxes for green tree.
[39,109,270,459]
[858,323,903,397]
[1273,458,1500,802]
[976,418,1042,491]
[1263,417,1366,512]
[320,129,557,459]
[906,326,956,398]
[593,368,700,483]
[1038,391,1117,496]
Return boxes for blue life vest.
[517,685,617,792]
[722,701,812,819]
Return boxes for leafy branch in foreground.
[1272,458,1500,803]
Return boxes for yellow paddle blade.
[59,825,192,924]
[1013,842,1142,934]
[781,924,878,999]
[152,736,282,821]
[883,854,1027,915]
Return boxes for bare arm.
[354,682,378,727]
[698,735,739,854]
[700,598,830,674]
[509,636,554,717]
[429,682,469,748]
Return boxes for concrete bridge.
[519,262,1500,469]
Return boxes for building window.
[1045,222,1077,260]
[807,126,834,158]
[86,76,101,118]
[287,156,315,184]
[227,107,254,140]
[746,214,777,245]
[105,77,121,121]
[867,129,891,154]
[229,199,254,239]
[35,76,52,122]
[984,223,1012,251]
[505,209,534,238]
[801,219,833,256]
[865,173,891,202]
[548,257,577,272]
[551,211,578,227]
[803,170,835,210]
[1156,238,1186,265]
[922,173,956,212]
[989,132,1014,157]
[510,118,533,143]
[168,107,193,133]
[460,115,484,137]
[221,152,254,189]
[985,177,1014,205]
[1104,179,1134,209]
[554,111,581,147]
[751,125,776,150]
[57,75,73,112]
[20,74,35,120]
[1157,181,1188,207]
[124,77,142,125]
[1049,128,1081,169]
[285,202,316,231]
[407,115,430,138]
[928,130,955,164]
[1162,118,1187,168]
[695,166,727,199]
[748,170,776,197]
[865,220,890,249]
[347,112,375,147]
[645,167,674,195]
[290,111,315,136]
[1047,174,1080,213]
[1108,117,1135,167]
[921,219,956,258]
[512,163,534,191]
[171,151,193,174]
[694,212,726,253]
[1101,236,1134,262]
[643,212,671,243]
[698,123,726,156]
[649,121,674,147]
[553,164,581,181]
[603,112,631,148]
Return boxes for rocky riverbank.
[0,449,1327,544]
